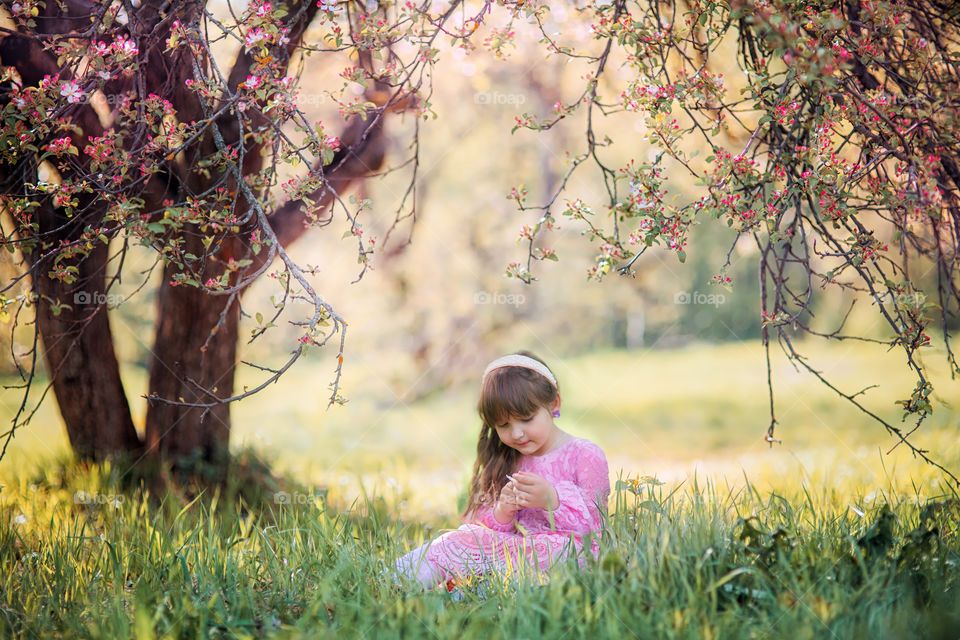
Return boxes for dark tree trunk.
[30,242,142,460]
[0,34,141,461]
[144,266,238,469]
[141,112,388,470]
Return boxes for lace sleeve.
[549,441,609,534]
[466,504,516,532]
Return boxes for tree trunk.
[0,34,141,461]
[143,236,242,470]
[141,113,388,470]
[31,242,142,460]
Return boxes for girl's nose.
[511,424,524,439]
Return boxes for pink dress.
[395,437,609,585]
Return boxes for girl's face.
[494,398,563,456]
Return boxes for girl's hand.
[494,480,521,523]
[511,471,560,511]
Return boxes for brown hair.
[462,351,559,520]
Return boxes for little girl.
[394,351,610,587]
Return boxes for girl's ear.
[551,394,561,412]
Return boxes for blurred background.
[2,0,957,521]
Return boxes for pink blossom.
[53,192,72,208]
[245,27,269,47]
[45,137,72,155]
[112,36,139,57]
[60,81,83,104]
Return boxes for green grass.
[1,461,958,639]
[2,341,959,637]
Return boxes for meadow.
[1,341,959,638]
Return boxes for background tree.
[506,0,959,480]
[0,0,461,472]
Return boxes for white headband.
[481,354,558,388]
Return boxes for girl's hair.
[462,350,559,519]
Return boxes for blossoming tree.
[0,0,449,471]
[505,0,959,480]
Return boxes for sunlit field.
[4,339,959,520]
[1,341,958,638]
